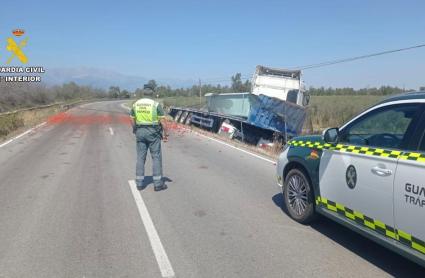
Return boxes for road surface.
[0,101,422,277]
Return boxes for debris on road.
[47,112,132,125]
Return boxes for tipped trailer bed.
[169,106,281,145]
[168,65,309,146]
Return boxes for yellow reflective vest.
[131,98,164,125]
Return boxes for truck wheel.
[284,168,316,224]
[179,112,188,123]
[174,111,182,121]
[184,113,192,125]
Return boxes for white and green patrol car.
[276,91,425,267]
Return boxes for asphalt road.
[0,101,422,278]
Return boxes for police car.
[276,91,425,267]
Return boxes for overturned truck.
[169,66,310,145]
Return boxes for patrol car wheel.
[284,168,315,224]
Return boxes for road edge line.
[195,132,276,164]
[0,122,47,149]
[128,180,175,278]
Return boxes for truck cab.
[251,65,309,107]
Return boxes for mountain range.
[42,67,196,91]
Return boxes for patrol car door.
[319,103,421,237]
[393,107,425,255]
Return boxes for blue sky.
[0,0,424,88]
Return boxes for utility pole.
[199,79,202,106]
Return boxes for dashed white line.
[108,127,114,135]
[0,122,47,149]
[128,180,175,278]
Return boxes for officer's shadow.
[140,176,173,190]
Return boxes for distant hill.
[43,68,148,91]
[43,67,196,91]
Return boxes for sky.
[0,0,424,89]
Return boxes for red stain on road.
[163,121,190,137]
[117,115,133,125]
[47,112,71,124]
[47,112,196,140]
[47,112,133,125]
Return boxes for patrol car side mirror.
[323,127,339,143]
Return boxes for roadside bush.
[0,114,24,137]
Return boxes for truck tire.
[179,112,188,123]
[283,168,316,224]
[174,111,182,122]
[184,113,192,125]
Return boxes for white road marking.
[108,127,114,135]
[197,133,275,164]
[190,130,276,164]
[166,120,276,164]
[121,103,131,111]
[0,122,47,149]
[128,180,175,278]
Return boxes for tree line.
[307,86,421,96]
[128,73,252,99]
[0,73,250,112]
[1,71,424,113]
[129,74,423,98]
[0,82,106,113]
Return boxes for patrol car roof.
[379,91,425,104]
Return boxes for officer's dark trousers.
[135,126,163,187]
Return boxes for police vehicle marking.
[345,165,357,189]
[316,196,425,255]
[289,140,424,163]
[405,183,425,208]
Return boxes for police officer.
[130,97,169,191]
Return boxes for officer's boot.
[136,179,144,190]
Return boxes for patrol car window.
[340,104,419,149]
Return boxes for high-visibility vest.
[132,98,160,125]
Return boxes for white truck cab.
[251,65,309,107]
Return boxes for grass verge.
[0,100,90,143]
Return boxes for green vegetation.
[305,95,384,132]
[0,82,109,139]
[161,96,206,108]
[0,114,24,137]
[308,86,407,96]
[0,104,64,139]
[107,86,132,99]
[0,82,106,113]
[133,74,250,99]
